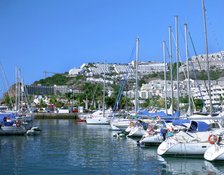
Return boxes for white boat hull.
[139,134,163,147]
[0,125,27,135]
[157,138,210,157]
[128,126,147,137]
[204,144,224,161]
[86,117,110,125]
[110,119,130,131]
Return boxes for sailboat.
[110,37,140,131]
[157,120,224,157]
[86,63,111,125]
[125,37,149,137]
[157,0,223,157]
[204,134,224,161]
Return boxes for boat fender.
[208,134,218,144]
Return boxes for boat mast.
[103,62,106,117]
[184,24,191,115]
[202,0,212,115]
[169,26,174,115]
[135,37,139,114]
[163,41,168,115]
[175,16,180,113]
[15,66,21,112]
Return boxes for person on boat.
[166,127,174,138]
[160,128,167,141]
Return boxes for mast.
[135,37,139,114]
[202,0,212,115]
[15,67,18,111]
[15,66,21,111]
[103,62,106,117]
[175,16,180,112]
[169,26,174,115]
[163,41,168,114]
[184,24,191,115]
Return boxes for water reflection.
[1,120,224,175]
[157,155,224,175]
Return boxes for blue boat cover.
[0,113,17,123]
[138,109,180,119]
[172,119,190,126]
[188,121,209,132]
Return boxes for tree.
[2,95,15,109]
[39,99,47,108]
[194,98,203,111]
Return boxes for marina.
[0,119,224,175]
[0,0,224,174]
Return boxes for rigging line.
[0,63,14,108]
[172,29,198,111]
[18,69,32,113]
[189,59,205,107]
[165,41,189,99]
[23,82,32,112]
[113,44,135,112]
[188,31,209,96]
[188,31,206,105]
[165,42,187,81]
[187,30,208,110]
[170,31,189,83]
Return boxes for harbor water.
[0,119,224,175]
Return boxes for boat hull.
[204,144,224,161]
[86,117,110,125]
[157,138,210,158]
[0,125,27,135]
[139,134,163,147]
[110,119,130,131]
[128,126,147,137]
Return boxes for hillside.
[32,68,224,88]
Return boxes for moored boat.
[204,134,224,161]
[157,120,224,157]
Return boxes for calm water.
[0,119,224,175]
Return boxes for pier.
[34,113,79,119]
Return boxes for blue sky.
[0,0,223,96]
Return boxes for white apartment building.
[193,83,224,109]
[68,68,82,76]
[180,51,224,72]
[68,61,166,77]
[133,61,167,75]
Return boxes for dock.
[34,113,79,119]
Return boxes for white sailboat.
[204,143,224,161]
[110,37,140,131]
[123,37,148,137]
[127,120,148,137]
[204,132,224,161]
[86,109,111,125]
[157,120,224,157]
[110,118,131,131]
[86,63,111,125]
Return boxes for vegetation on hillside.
[33,73,73,86]
[2,63,224,112]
